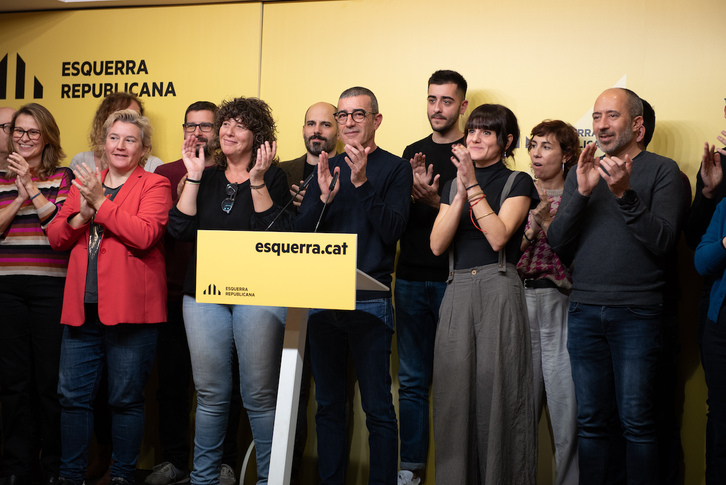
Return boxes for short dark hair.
[211,97,277,171]
[184,101,218,122]
[465,104,520,162]
[528,120,581,175]
[619,88,644,119]
[428,70,467,97]
[339,87,378,113]
[640,98,655,149]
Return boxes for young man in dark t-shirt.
[395,70,468,485]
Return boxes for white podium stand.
[267,270,387,484]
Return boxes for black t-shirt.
[396,134,463,281]
[84,183,123,303]
[167,164,290,295]
[440,162,538,269]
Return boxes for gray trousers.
[433,263,536,484]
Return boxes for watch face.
[619,189,636,204]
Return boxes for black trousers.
[0,275,65,477]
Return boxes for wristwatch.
[616,189,638,206]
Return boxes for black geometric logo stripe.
[34,76,42,99]
[15,54,24,99]
[0,54,6,99]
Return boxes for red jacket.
[47,165,172,326]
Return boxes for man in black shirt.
[279,102,338,212]
[395,70,468,485]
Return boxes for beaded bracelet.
[250,182,266,190]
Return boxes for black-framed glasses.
[182,122,214,133]
[221,183,238,214]
[334,109,377,124]
[12,127,42,140]
[0,123,11,134]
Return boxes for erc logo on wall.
[0,54,43,100]
[0,53,177,101]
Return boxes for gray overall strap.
[447,171,519,282]
[497,171,518,273]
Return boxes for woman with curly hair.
[517,120,581,485]
[167,96,289,485]
[69,91,163,173]
[0,103,72,485]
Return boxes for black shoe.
[45,477,61,485]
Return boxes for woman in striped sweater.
[0,103,72,485]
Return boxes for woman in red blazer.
[47,109,171,485]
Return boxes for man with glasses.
[395,70,467,485]
[0,107,17,171]
[295,86,412,484]
[147,101,224,485]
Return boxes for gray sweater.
[547,150,685,306]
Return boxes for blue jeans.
[58,315,157,484]
[567,302,661,485]
[308,298,398,485]
[183,296,285,485]
[393,279,446,472]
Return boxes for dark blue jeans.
[393,278,446,472]
[58,313,157,484]
[567,303,661,485]
[308,299,398,485]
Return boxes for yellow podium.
[196,230,386,484]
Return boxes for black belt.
[523,278,558,289]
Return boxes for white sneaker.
[219,464,236,485]
[397,470,421,485]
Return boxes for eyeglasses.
[334,109,377,124]
[221,183,238,214]
[12,127,42,140]
[182,122,214,133]
[0,123,11,134]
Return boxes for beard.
[305,135,336,156]
[597,128,634,156]
[429,114,458,134]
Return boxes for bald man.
[279,102,338,210]
[0,107,17,171]
[548,88,685,483]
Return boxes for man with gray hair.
[547,87,685,484]
[295,86,412,484]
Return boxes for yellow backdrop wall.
[1,0,725,483]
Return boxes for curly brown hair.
[90,92,143,156]
[528,120,581,175]
[211,97,277,171]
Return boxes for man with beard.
[280,102,338,211]
[146,101,231,485]
[394,70,467,485]
[547,88,685,484]
[0,107,17,172]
